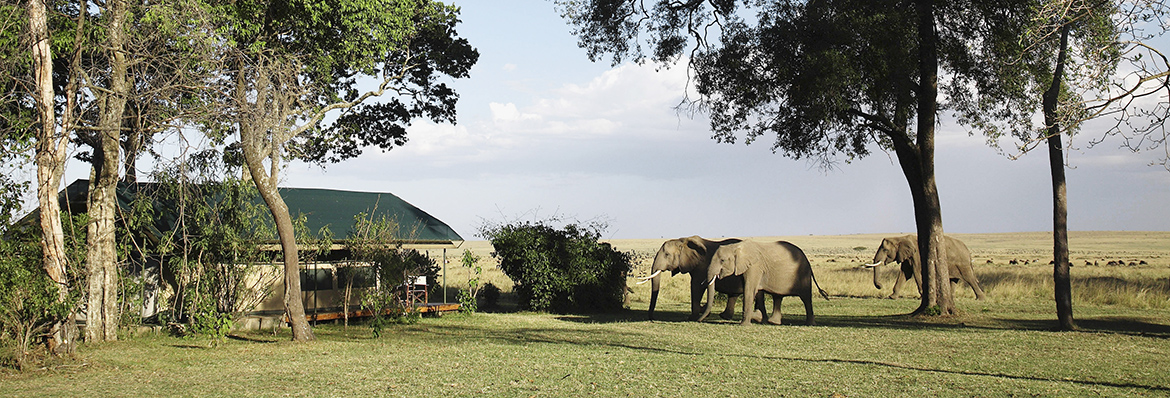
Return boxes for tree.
[80,0,130,343]
[1075,1,1170,169]
[557,0,1035,314]
[61,0,222,342]
[24,0,77,353]
[211,0,477,341]
[954,0,1167,330]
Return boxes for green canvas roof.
[42,180,462,246]
[277,186,463,245]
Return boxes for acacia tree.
[956,0,1167,330]
[212,0,477,341]
[1078,1,1170,167]
[557,0,1034,314]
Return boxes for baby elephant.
[699,240,828,326]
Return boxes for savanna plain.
[3,231,1169,397]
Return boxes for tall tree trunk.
[86,0,128,342]
[913,0,953,315]
[242,152,315,341]
[29,0,76,354]
[122,124,141,183]
[1045,24,1076,331]
[232,55,315,341]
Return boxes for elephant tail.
[811,268,830,301]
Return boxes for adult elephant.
[864,234,986,300]
[699,240,829,326]
[637,236,763,322]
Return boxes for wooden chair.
[404,276,428,305]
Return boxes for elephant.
[637,236,765,322]
[864,234,986,300]
[699,240,829,326]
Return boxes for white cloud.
[283,57,1170,239]
[488,102,540,122]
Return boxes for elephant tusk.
[635,270,662,284]
[863,262,882,268]
[710,275,718,285]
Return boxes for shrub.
[347,212,434,336]
[457,249,482,313]
[480,220,632,313]
[0,225,74,370]
[481,283,501,310]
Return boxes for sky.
[57,0,1170,240]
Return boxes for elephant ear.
[684,236,707,257]
[896,237,918,264]
[731,243,754,276]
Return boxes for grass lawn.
[3,297,1168,397]
[4,231,1168,397]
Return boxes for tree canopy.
[557,0,1042,314]
[212,0,478,341]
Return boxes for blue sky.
[282,0,1170,240]
[54,0,1170,240]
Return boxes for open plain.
[3,231,1168,397]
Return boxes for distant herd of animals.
[1002,258,1149,266]
[635,235,986,326]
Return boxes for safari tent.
[36,179,464,329]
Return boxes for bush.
[0,225,74,370]
[457,250,482,313]
[481,283,501,310]
[480,220,632,313]
[347,211,436,336]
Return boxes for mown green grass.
[3,296,1168,397]
[5,232,1168,397]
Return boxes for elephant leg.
[766,294,784,325]
[689,279,706,321]
[752,292,766,323]
[889,268,910,299]
[902,264,922,299]
[801,291,815,326]
[720,294,739,320]
[740,284,759,327]
[958,266,987,300]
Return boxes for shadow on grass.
[813,311,1170,338]
[411,318,1170,394]
[986,316,1170,338]
[554,309,648,324]
[168,344,212,349]
[226,334,280,343]
[609,303,1170,338]
[763,353,1170,393]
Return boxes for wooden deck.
[295,303,462,323]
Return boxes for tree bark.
[1045,24,1076,331]
[85,0,129,342]
[243,152,315,341]
[913,0,954,315]
[29,0,76,354]
[234,61,314,340]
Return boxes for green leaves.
[220,0,478,164]
[481,220,632,314]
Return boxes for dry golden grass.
[438,231,1170,310]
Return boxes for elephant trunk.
[872,263,883,289]
[647,274,661,321]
